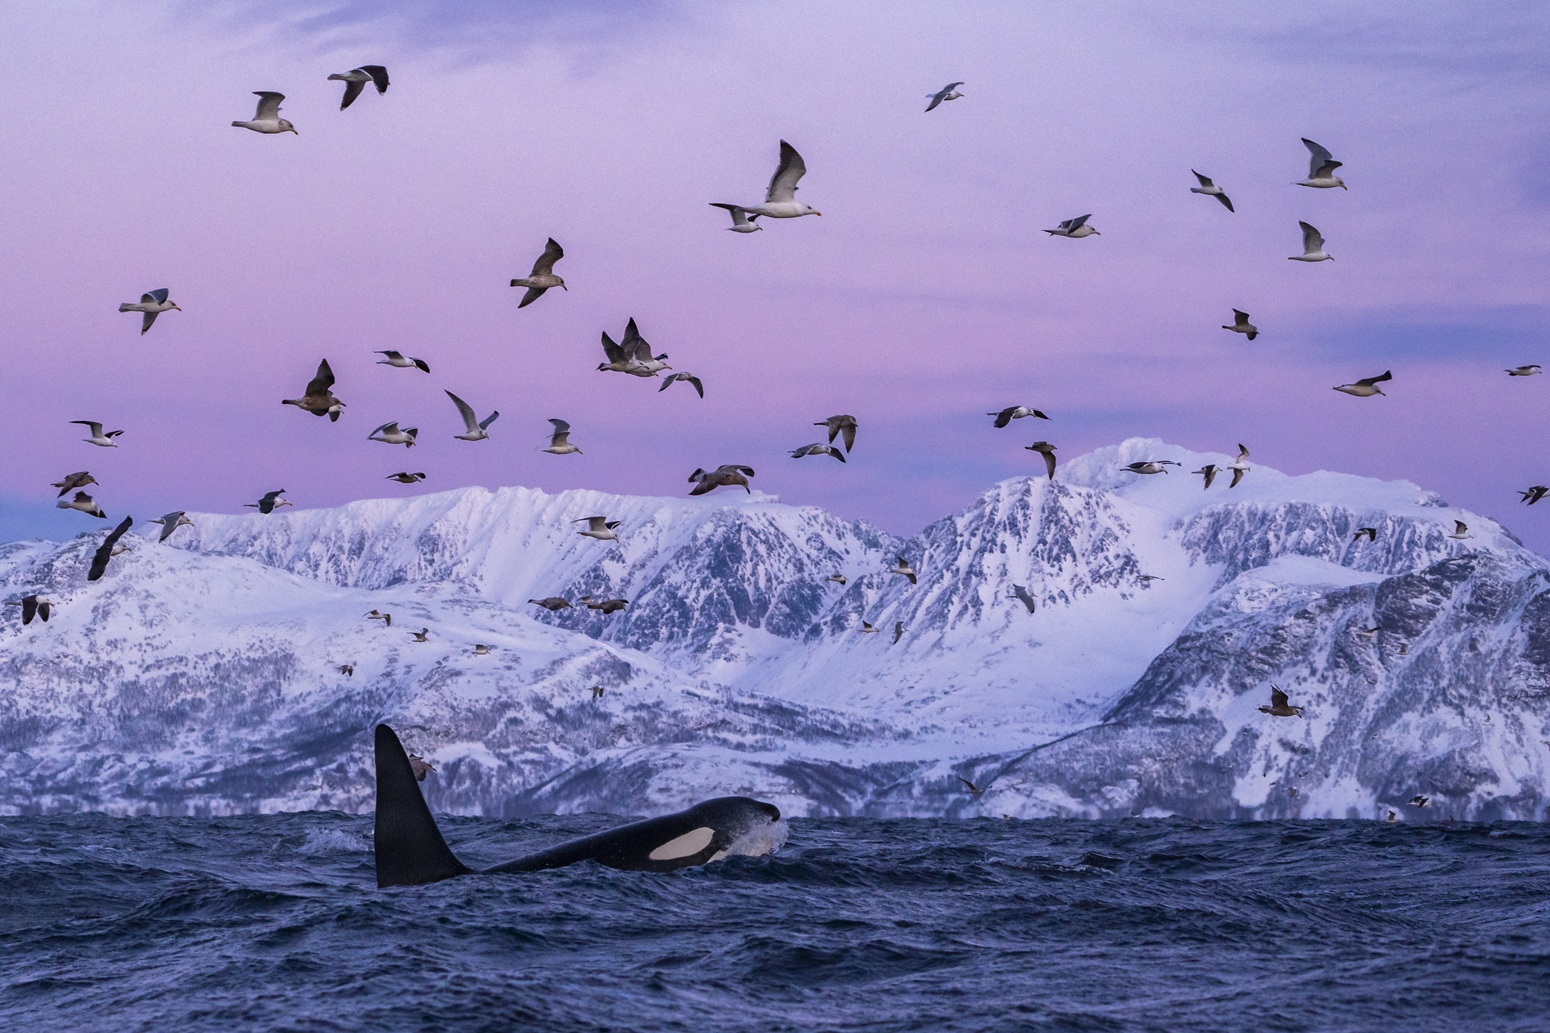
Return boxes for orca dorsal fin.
[373,724,473,887]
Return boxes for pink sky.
[7,3,1550,552]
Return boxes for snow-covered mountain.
[3,439,1547,820]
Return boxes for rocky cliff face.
[3,439,1546,820]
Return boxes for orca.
[372,723,783,888]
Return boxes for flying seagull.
[1296,138,1346,189]
[328,65,389,109]
[407,754,435,781]
[52,471,96,497]
[708,204,763,233]
[1447,520,1471,541]
[1222,310,1258,340]
[446,390,498,441]
[957,775,984,796]
[282,360,345,420]
[1507,365,1542,377]
[1193,464,1220,490]
[713,140,822,220]
[88,516,133,581]
[887,557,918,585]
[791,442,846,463]
[528,597,571,612]
[582,595,629,614]
[892,621,905,645]
[410,628,430,643]
[1333,371,1391,397]
[1519,486,1549,505]
[7,594,52,625]
[1024,441,1057,480]
[368,422,418,447]
[231,91,297,134]
[510,238,566,308]
[688,465,755,495]
[366,609,392,627]
[1352,527,1378,542]
[1290,221,1333,262]
[816,414,858,452]
[1009,584,1037,614]
[658,371,704,397]
[827,574,848,586]
[386,472,426,484]
[56,491,106,518]
[990,406,1049,428]
[150,511,194,542]
[1258,684,1304,717]
[245,490,292,514]
[375,350,430,373]
[1225,444,1251,488]
[925,81,965,112]
[618,319,670,376]
[859,620,879,634]
[1189,170,1234,212]
[542,419,581,455]
[338,664,355,676]
[472,644,493,656]
[1122,460,1180,475]
[119,288,181,334]
[575,516,620,542]
[1046,214,1099,238]
[72,421,122,447]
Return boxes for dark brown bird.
[582,595,629,614]
[365,609,392,628]
[7,594,52,625]
[88,516,134,581]
[590,685,605,699]
[688,465,755,495]
[282,359,345,420]
[1353,527,1378,542]
[337,664,354,676]
[1258,684,1303,718]
[1025,441,1057,480]
[52,471,97,497]
[407,753,435,781]
[528,597,571,612]
[816,414,858,452]
[957,775,984,796]
[386,472,426,484]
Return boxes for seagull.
[1507,365,1542,377]
[510,238,566,308]
[1258,684,1304,717]
[859,620,879,634]
[7,594,52,625]
[990,406,1049,428]
[816,414,858,452]
[72,421,123,447]
[1353,527,1378,542]
[386,472,426,484]
[1519,486,1549,505]
[597,328,639,374]
[688,465,755,495]
[1193,464,1220,489]
[708,203,763,233]
[375,350,430,373]
[1045,214,1099,238]
[619,319,670,376]
[1138,574,1166,583]
[542,419,582,455]
[1356,625,1382,638]
[1025,441,1058,480]
[892,621,905,644]
[1189,171,1234,212]
[56,492,106,518]
[887,557,918,585]
[88,516,133,581]
[826,574,848,586]
[118,288,181,334]
[575,516,621,541]
[410,628,430,643]
[150,511,194,542]
[472,644,493,656]
[368,421,418,447]
[590,685,606,699]
[337,664,354,676]
[407,754,435,781]
[1009,584,1037,614]
[244,490,292,514]
[1409,795,1430,808]
[1222,310,1258,340]
[1290,221,1333,262]
[327,65,389,109]
[1122,460,1180,475]
[714,140,822,220]
[791,442,846,463]
[446,389,498,440]
[1296,138,1346,189]
[581,596,629,614]
[1333,371,1391,397]
[365,610,392,627]
[1447,520,1471,541]
[1225,444,1251,488]
[957,775,984,795]
[282,359,345,420]
[659,372,704,397]
[925,82,965,112]
[528,597,570,611]
[52,471,97,497]
[231,91,297,134]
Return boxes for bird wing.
[548,420,571,447]
[893,622,903,643]
[1270,685,1290,708]
[1229,467,1245,488]
[1358,371,1393,387]
[157,512,183,541]
[765,140,807,203]
[479,410,500,431]
[1067,214,1091,230]
[339,78,366,109]
[72,420,104,435]
[305,359,335,395]
[1313,159,1343,179]
[517,286,546,308]
[361,65,390,92]
[378,350,403,360]
[1040,448,1056,480]
[1299,221,1324,252]
[1302,138,1335,177]
[140,310,159,334]
[1233,310,1250,323]
[445,390,479,432]
[839,416,856,452]
[1192,170,1215,188]
[600,331,625,362]
[1216,192,1234,212]
[686,375,704,398]
[530,238,564,277]
[1454,520,1468,535]
[1200,466,1217,489]
[89,516,133,580]
[925,93,944,112]
[253,91,285,120]
[146,288,169,305]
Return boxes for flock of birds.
[12,68,1540,817]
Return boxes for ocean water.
[3,814,1548,1032]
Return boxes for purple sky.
[7,2,1550,553]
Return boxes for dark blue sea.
[3,815,1548,1032]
